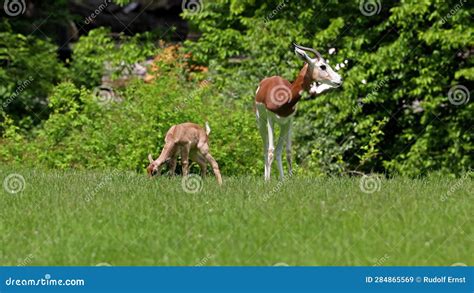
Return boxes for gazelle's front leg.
[275,120,291,180]
[286,123,293,175]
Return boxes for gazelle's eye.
[320,65,327,71]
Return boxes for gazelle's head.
[293,43,342,87]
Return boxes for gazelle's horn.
[293,43,322,60]
[148,154,153,163]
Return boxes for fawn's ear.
[148,154,153,163]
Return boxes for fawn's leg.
[180,143,191,176]
[168,151,178,176]
[191,152,208,178]
[197,143,222,185]
[152,143,177,175]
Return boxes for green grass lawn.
[1,167,472,266]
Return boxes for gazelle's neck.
[289,64,313,106]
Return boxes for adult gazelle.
[255,43,342,180]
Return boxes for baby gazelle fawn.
[147,122,222,185]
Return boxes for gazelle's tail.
[205,121,211,135]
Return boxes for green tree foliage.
[182,0,473,176]
[0,29,261,174]
[0,23,66,122]
[68,27,155,88]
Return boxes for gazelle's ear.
[295,47,308,60]
[294,47,314,65]
[148,154,153,163]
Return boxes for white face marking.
[311,83,333,94]
[312,58,342,87]
[294,45,342,87]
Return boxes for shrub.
[1,55,262,175]
[0,25,66,122]
[68,27,155,88]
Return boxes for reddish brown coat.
[255,64,314,117]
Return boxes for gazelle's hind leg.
[275,121,290,180]
[256,103,270,180]
[265,116,275,181]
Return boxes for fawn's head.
[146,154,158,177]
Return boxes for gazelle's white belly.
[255,102,294,125]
